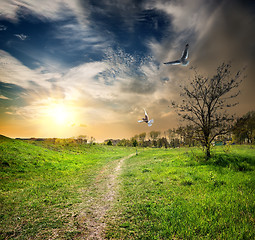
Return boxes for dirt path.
[76,153,135,239]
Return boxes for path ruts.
[77,153,135,239]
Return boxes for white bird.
[164,44,189,66]
[138,109,154,127]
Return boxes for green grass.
[0,136,133,239]
[1,136,255,239]
[106,146,255,239]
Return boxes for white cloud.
[37,49,172,123]
[14,33,28,40]
[53,22,111,53]
[0,0,20,22]
[0,0,82,22]
[0,95,10,100]
[0,24,7,31]
[0,0,112,60]
[144,0,219,65]
[0,50,60,89]
[147,0,215,33]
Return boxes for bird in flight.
[164,44,189,66]
[138,109,154,127]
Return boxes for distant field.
[1,136,255,239]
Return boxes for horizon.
[1,0,255,141]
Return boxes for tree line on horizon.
[19,110,254,156]
[105,110,255,148]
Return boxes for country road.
[76,153,135,239]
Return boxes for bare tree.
[172,63,244,159]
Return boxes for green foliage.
[133,139,138,147]
[132,139,138,147]
[232,111,255,144]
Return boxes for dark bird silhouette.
[164,44,189,66]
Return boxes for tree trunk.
[206,143,211,159]
[205,133,211,159]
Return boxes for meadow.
[107,146,255,239]
[0,135,133,239]
[0,135,255,239]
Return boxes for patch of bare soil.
[75,153,135,239]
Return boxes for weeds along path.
[76,153,135,239]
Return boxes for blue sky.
[0,0,255,141]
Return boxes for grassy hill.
[0,136,133,239]
[1,136,255,239]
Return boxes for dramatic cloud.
[0,50,60,89]
[0,0,254,140]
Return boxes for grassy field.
[0,136,133,239]
[107,146,255,239]
[1,136,255,239]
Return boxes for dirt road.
[76,153,135,239]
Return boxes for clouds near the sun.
[0,0,254,140]
[0,47,167,128]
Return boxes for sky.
[0,0,255,142]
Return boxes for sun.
[46,103,73,125]
[52,105,68,124]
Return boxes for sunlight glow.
[46,103,73,126]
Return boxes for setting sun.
[46,103,74,126]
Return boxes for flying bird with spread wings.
[164,44,189,66]
[138,109,154,127]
